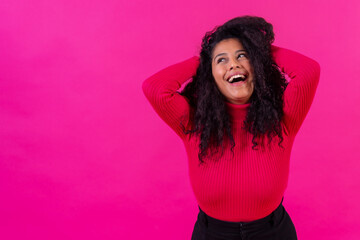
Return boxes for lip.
[226,72,248,81]
[228,78,247,86]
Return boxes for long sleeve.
[272,46,321,135]
[142,56,200,138]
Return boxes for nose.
[229,58,240,70]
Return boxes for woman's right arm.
[142,56,200,138]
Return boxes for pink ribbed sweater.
[142,46,320,222]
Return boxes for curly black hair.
[180,16,288,163]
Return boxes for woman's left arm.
[271,45,321,135]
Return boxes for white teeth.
[228,74,246,83]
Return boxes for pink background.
[1,0,359,239]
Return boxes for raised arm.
[272,46,320,135]
[142,56,200,138]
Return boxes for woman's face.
[211,38,254,105]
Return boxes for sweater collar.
[225,101,250,121]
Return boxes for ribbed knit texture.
[142,46,320,222]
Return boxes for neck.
[225,101,250,121]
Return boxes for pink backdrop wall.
[1,0,359,239]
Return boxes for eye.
[237,53,247,59]
[216,57,226,64]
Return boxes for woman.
[142,16,320,240]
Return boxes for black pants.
[191,198,297,240]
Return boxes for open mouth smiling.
[227,74,247,83]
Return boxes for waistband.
[198,198,284,232]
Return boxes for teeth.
[228,74,246,83]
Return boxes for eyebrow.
[213,50,247,62]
